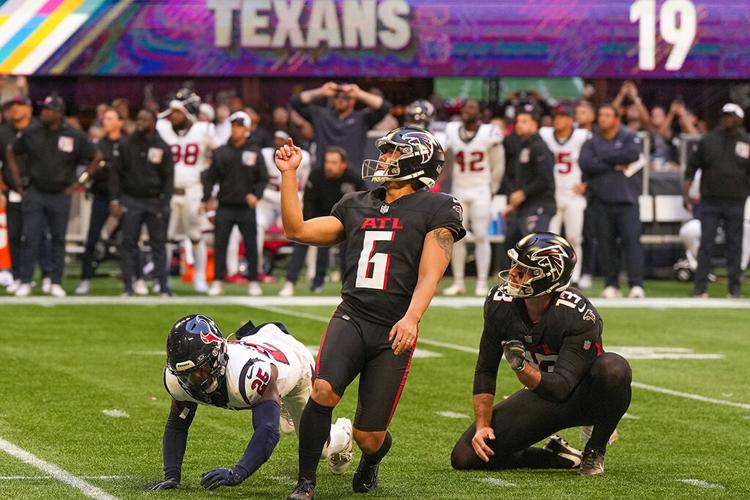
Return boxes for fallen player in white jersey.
[147,314,353,491]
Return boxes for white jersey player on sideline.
[539,103,591,286]
[257,131,311,276]
[156,89,220,293]
[442,99,504,296]
[151,315,353,490]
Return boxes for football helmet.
[498,232,577,297]
[362,126,444,189]
[166,314,228,401]
[159,88,201,122]
[404,99,435,128]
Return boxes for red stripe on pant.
[386,338,417,428]
[315,322,331,377]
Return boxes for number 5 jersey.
[331,187,466,326]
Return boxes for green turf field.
[1,296,748,499]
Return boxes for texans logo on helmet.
[530,244,568,280]
[402,130,434,164]
[186,316,222,344]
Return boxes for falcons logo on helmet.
[530,245,568,280]
[402,130,434,164]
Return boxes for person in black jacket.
[0,96,53,293]
[502,109,556,234]
[110,109,174,296]
[76,107,124,295]
[6,95,102,298]
[579,104,644,299]
[202,111,268,297]
[684,103,750,298]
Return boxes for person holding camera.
[290,82,391,172]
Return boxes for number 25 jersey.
[331,187,466,326]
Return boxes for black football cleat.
[579,448,605,476]
[352,458,379,493]
[543,435,582,468]
[288,478,315,500]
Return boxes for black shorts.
[315,309,414,432]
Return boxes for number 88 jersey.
[539,127,591,198]
[156,119,220,189]
[331,188,466,327]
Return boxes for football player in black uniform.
[276,127,466,499]
[450,232,632,476]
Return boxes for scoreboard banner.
[0,0,748,78]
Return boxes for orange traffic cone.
[0,206,11,271]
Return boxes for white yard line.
[0,475,130,481]
[676,479,724,490]
[0,296,748,308]
[631,383,750,410]
[477,477,515,487]
[0,437,117,499]
[251,306,750,412]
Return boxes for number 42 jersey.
[331,187,466,326]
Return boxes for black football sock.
[363,431,392,466]
[298,399,333,482]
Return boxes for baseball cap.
[273,130,290,141]
[229,111,251,128]
[721,103,745,119]
[199,103,215,121]
[4,95,32,107]
[40,95,66,113]
[552,102,574,117]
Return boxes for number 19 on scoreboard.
[630,0,697,71]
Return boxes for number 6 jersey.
[331,187,466,326]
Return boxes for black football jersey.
[473,285,603,401]
[331,187,466,326]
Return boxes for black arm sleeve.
[533,322,601,402]
[109,146,122,201]
[161,144,174,200]
[235,399,281,478]
[163,400,198,482]
[472,298,505,395]
[252,150,269,200]
[685,138,703,181]
[522,143,554,198]
[364,99,392,127]
[201,156,219,202]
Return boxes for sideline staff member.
[684,103,750,298]
[110,109,174,296]
[202,111,268,297]
[6,95,101,297]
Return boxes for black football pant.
[80,193,110,280]
[591,200,644,288]
[19,187,70,285]
[213,205,258,281]
[120,195,169,293]
[285,243,329,289]
[7,197,52,280]
[451,353,631,470]
[693,198,744,296]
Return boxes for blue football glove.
[200,467,247,490]
[145,478,180,490]
[502,340,526,372]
